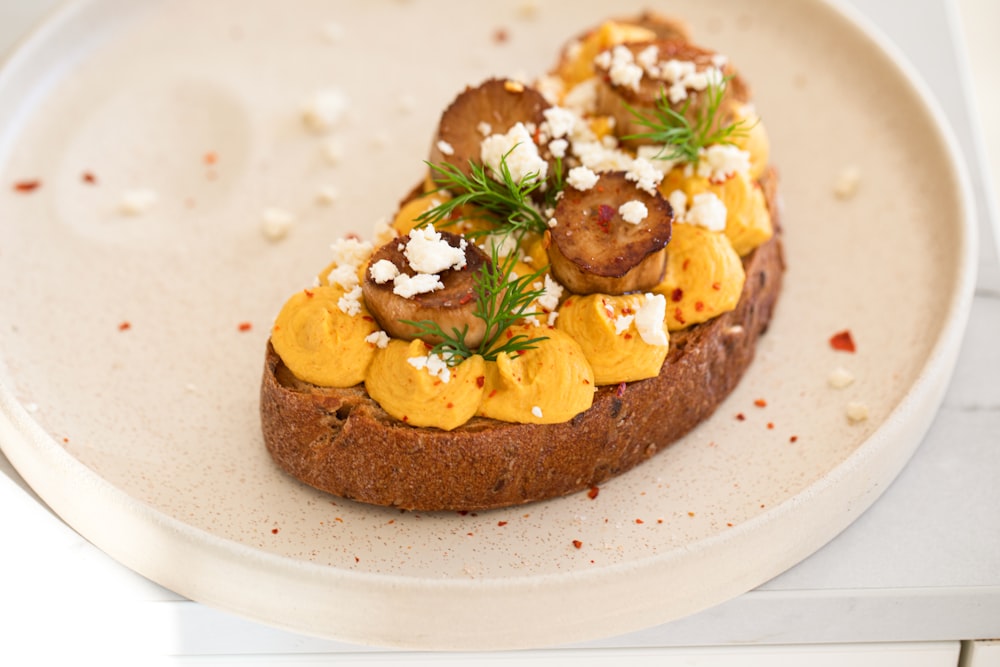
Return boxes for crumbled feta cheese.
[392,272,444,298]
[547,217,558,228]
[548,138,569,158]
[846,401,869,422]
[326,237,374,288]
[261,206,295,240]
[436,139,455,156]
[696,145,751,182]
[636,44,660,71]
[337,285,363,316]
[531,406,544,418]
[364,330,390,348]
[572,139,633,172]
[625,157,664,194]
[828,366,855,389]
[667,189,688,219]
[369,259,400,284]
[480,231,520,259]
[537,274,564,312]
[302,89,349,131]
[686,192,728,232]
[541,106,577,140]
[619,200,649,224]
[597,45,644,92]
[119,188,158,215]
[322,137,345,165]
[480,122,548,183]
[567,165,599,190]
[614,314,635,335]
[404,225,467,274]
[635,293,668,346]
[477,121,493,137]
[834,166,861,199]
[407,353,451,383]
[547,310,559,326]
[316,184,340,205]
[561,78,599,115]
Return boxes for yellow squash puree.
[556,294,669,384]
[660,168,773,257]
[555,21,657,88]
[476,325,595,423]
[365,339,486,431]
[731,106,771,181]
[271,286,379,387]
[654,222,745,331]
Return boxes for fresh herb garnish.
[416,146,550,239]
[401,242,550,366]
[623,75,749,164]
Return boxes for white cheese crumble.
[541,106,577,140]
[364,330,390,348]
[695,145,751,183]
[119,188,158,215]
[614,314,635,335]
[531,406,544,418]
[407,353,451,383]
[326,237,374,289]
[436,139,455,156]
[596,45,644,92]
[846,401,869,422]
[301,89,349,132]
[828,366,855,389]
[316,184,340,205]
[635,293,669,346]
[668,190,728,232]
[619,200,649,225]
[562,78,599,115]
[337,285,363,316]
[403,225,467,274]
[480,122,548,183]
[392,272,444,298]
[369,259,401,284]
[261,206,295,240]
[834,165,862,199]
[477,121,493,137]
[567,165,599,190]
[537,274,564,312]
[625,157,664,194]
[548,138,569,159]
[481,231,520,259]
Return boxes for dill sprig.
[416,146,550,239]
[623,75,749,164]
[401,243,549,366]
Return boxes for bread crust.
[260,171,784,511]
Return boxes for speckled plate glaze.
[0,0,977,650]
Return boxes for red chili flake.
[271,528,279,534]
[203,151,218,165]
[829,329,856,353]
[446,402,454,409]
[562,298,573,308]
[505,329,514,339]
[674,308,686,325]
[735,412,746,421]
[688,511,695,517]
[682,258,691,271]
[488,389,498,398]
[402,415,409,422]
[670,288,684,302]
[13,180,41,192]
[62,436,69,443]
[361,316,375,322]
[616,382,626,398]
[623,333,633,340]
[712,282,721,291]
[572,540,583,549]
[727,522,734,527]
[767,422,775,430]
[303,289,315,298]
[657,519,664,524]
[493,27,509,44]
[82,171,97,184]
[355,556,360,563]
[583,378,591,385]
[754,398,768,408]
[475,375,485,388]
[237,322,252,332]
[118,321,132,332]
[587,486,600,500]
[459,292,475,305]
[694,301,705,312]
[497,521,507,527]
[597,203,616,224]
[790,435,799,443]
[635,518,644,524]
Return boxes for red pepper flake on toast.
[829,329,856,353]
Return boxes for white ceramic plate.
[0,0,977,651]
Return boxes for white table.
[2,0,998,664]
